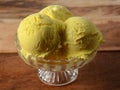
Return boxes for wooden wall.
[0,0,120,53]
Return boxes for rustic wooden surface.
[0,0,120,52]
[0,51,120,90]
[0,0,120,90]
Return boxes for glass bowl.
[15,35,96,86]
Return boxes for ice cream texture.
[39,5,72,21]
[64,17,103,59]
[17,13,63,59]
[17,5,104,61]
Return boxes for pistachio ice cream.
[17,13,62,59]
[39,5,72,21]
[17,5,104,64]
[64,17,103,59]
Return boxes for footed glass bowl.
[15,36,96,86]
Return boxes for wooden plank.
[0,52,120,90]
[0,20,19,53]
[61,0,120,7]
[0,0,120,7]
[0,0,120,19]
[0,1,120,20]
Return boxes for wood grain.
[0,0,120,52]
[0,51,120,90]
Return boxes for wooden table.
[0,0,120,90]
[0,52,120,90]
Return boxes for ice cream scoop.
[17,13,63,59]
[39,5,72,21]
[64,17,104,60]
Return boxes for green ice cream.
[17,13,63,59]
[39,5,72,21]
[64,17,103,59]
[17,5,104,62]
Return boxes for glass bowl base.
[38,69,78,86]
